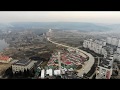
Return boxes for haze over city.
[0,11,120,24]
[0,11,120,79]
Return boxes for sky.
[0,11,120,24]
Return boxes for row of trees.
[4,67,35,79]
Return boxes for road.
[47,37,95,77]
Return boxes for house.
[0,55,12,63]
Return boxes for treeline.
[3,67,35,79]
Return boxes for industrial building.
[12,59,35,73]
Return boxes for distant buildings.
[106,37,120,47]
[12,59,35,73]
[46,29,52,38]
[0,55,12,63]
[106,37,120,61]
[83,39,107,57]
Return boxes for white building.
[101,48,107,58]
[113,53,120,61]
[96,55,113,79]
[111,37,118,46]
[46,69,53,76]
[83,39,107,57]
[41,69,45,79]
[107,37,112,45]
[117,39,120,47]
[117,47,120,54]
[94,40,106,46]
[96,66,112,79]
[83,40,90,49]
[54,70,61,75]
[12,60,35,73]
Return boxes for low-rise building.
[54,70,61,75]
[46,69,53,76]
[41,69,45,79]
[12,59,35,73]
[0,55,12,63]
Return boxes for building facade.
[12,60,35,73]
[83,39,107,57]
[117,39,120,47]
[96,66,112,79]
[96,55,113,79]
[111,37,118,46]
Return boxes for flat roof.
[13,59,31,66]
[99,59,112,69]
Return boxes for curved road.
[47,37,95,77]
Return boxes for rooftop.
[99,59,112,69]
[0,55,10,61]
[13,59,31,66]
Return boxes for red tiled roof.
[0,55,10,61]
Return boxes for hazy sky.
[0,11,120,24]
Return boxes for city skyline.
[0,11,120,24]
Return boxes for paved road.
[47,37,95,77]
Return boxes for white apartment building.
[111,37,118,46]
[12,60,35,73]
[83,40,89,49]
[117,39,120,47]
[83,39,107,57]
[94,40,106,46]
[96,55,113,79]
[96,66,112,79]
[101,48,107,58]
[117,47,120,54]
[106,37,120,46]
[114,53,120,61]
[107,37,112,45]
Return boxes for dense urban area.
[0,22,120,79]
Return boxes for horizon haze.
[0,11,120,24]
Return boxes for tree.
[26,69,30,76]
[23,69,27,77]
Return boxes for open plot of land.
[0,63,11,75]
